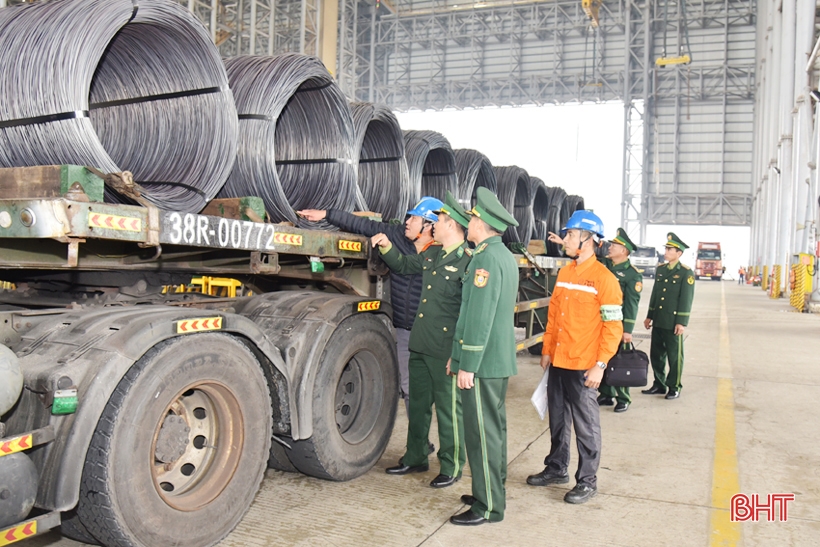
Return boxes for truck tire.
[60,510,99,545]
[76,333,272,547]
[267,437,298,473]
[286,314,398,481]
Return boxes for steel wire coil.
[494,166,534,245]
[545,187,568,256]
[350,102,410,222]
[562,195,586,226]
[219,54,358,228]
[531,177,549,241]
[454,149,497,209]
[0,0,238,212]
[403,130,458,207]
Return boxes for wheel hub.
[155,415,190,464]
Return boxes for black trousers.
[545,365,602,488]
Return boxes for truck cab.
[696,242,723,280]
[631,245,659,278]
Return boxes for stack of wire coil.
[454,149,497,210]
[494,166,534,246]
[530,177,550,242]
[350,102,410,222]
[219,54,358,228]
[403,130,458,207]
[0,0,238,213]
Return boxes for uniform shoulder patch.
[474,268,490,287]
[464,248,473,256]
[635,281,643,293]
[687,276,694,285]
[681,264,691,270]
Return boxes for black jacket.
[326,210,421,330]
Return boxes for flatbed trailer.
[0,166,563,547]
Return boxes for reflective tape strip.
[357,301,381,312]
[556,281,598,295]
[88,212,142,232]
[176,317,223,334]
[273,233,303,246]
[0,434,32,457]
[339,240,362,252]
[0,520,37,546]
[600,305,623,322]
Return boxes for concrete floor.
[25,279,820,547]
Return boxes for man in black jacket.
[298,197,442,418]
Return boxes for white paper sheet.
[530,368,549,420]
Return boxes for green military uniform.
[450,187,519,523]
[380,193,472,477]
[600,229,643,405]
[646,233,695,393]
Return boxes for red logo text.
[730,494,794,522]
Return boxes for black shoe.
[450,509,490,526]
[597,395,615,406]
[641,385,667,395]
[564,484,597,504]
[665,390,680,399]
[460,494,476,505]
[386,462,429,475]
[614,401,629,413]
[428,442,435,455]
[526,467,570,486]
[430,474,460,488]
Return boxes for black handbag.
[603,343,649,387]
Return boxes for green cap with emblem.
[609,227,636,253]
[469,187,519,232]
[665,232,689,251]
[436,191,471,228]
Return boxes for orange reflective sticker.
[474,269,489,288]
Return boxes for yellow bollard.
[762,265,769,291]
[771,265,782,299]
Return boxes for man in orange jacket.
[526,210,623,504]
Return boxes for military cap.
[436,191,471,228]
[609,227,636,253]
[665,232,689,251]
[469,187,519,232]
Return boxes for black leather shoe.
[614,401,629,413]
[450,509,490,526]
[430,474,460,488]
[526,467,570,486]
[460,494,476,505]
[386,462,429,475]
[641,385,667,395]
[665,390,680,399]
[428,442,436,455]
[597,395,615,406]
[564,484,597,504]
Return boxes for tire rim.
[334,350,382,444]
[150,381,244,511]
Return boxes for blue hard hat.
[407,197,444,223]
[561,210,605,239]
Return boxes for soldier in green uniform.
[448,187,519,526]
[598,228,643,412]
[642,232,695,400]
[371,192,472,488]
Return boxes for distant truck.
[631,245,660,278]
[696,242,723,280]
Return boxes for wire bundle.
[531,177,550,241]
[0,0,238,212]
[403,130,458,207]
[493,166,535,246]
[543,187,568,256]
[454,149,497,210]
[562,195,586,226]
[350,102,410,222]
[219,54,358,228]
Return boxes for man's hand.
[547,232,563,245]
[371,233,391,248]
[622,332,633,344]
[296,209,326,222]
[674,324,685,336]
[540,354,551,371]
[457,370,475,390]
[446,358,452,376]
[644,318,652,329]
[584,365,605,389]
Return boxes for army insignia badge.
[687,276,694,285]
[465,248,473,256]
[474,269,490,287]
[445,265,459,272]
[635,282,642,293]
